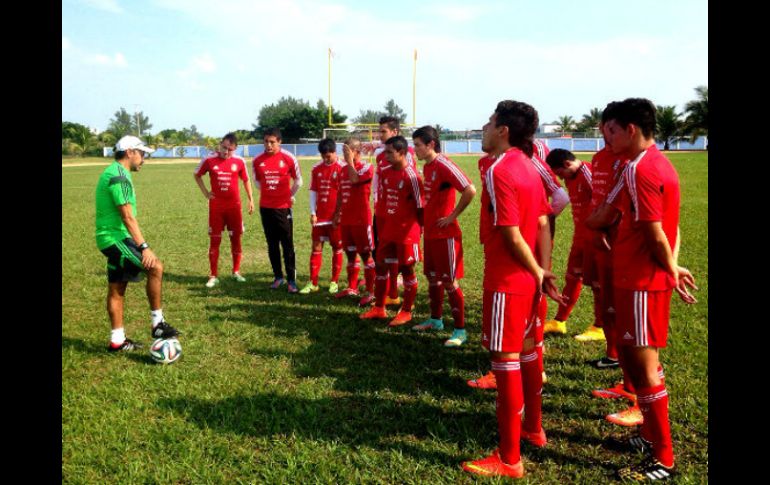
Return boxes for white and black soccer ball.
[149,338,182,364]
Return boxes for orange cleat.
[360,306,387,320]
[387,310,413,327]
[384,296,402,306]
[462,449,524,478]
[521,428,547,447]
[467,371,497,390]
[606,404,643,427]
[591,381,637,402]
[335,287,359,299]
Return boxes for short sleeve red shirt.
[422,154,471,240]
[478,148,552,294]
[339,159,374,226]
[589,147,626,211]
[377,164,424,244]
[374,146,416,217]
[608,145,680,291]
[565,161,593,242]
[310,160,344,224]
[252,149,302,209]
[531,140,562,197]
[194,155,249,208]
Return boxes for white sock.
[151,309,164,327]
[110,328,126,345]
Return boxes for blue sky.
[62,0,708,136]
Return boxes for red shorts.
[311,224,342,248]
[209,205,244,236]
[481,290,536,353]
[376,240,421,267]
[423,237,464,281]
[614,287,672,348]
[341,224,373,254]
[524,293,544,344]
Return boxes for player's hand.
[141,248,159,270]
[542,269,567,306]
[310,214,318,225]
[675,266,698,304]
[435,215,455,228]
[342,144,354,164]
[206,191,215,200]
[248,200,254,214]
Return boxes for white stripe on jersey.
[625,150,646,222]
[406,166,423,208]
[281,148,303,183]
[486,154,506,226]
[634,290,648,346]
[435,154,470,189]
[493,292,507,351]
[491,359,520,371]
[606,164,630,205]
[534,139,547,161]
[531,155,561,193]
[579,163,593,185]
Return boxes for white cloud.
[62,36,71,50]
[192,53,216,73]
[86,52,128,67]
[81,0,124,14]
[176,53,217,90]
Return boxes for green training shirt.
[95,161,137,250]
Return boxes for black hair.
[318,138,336,154]
[384,135,409,154]
[263,128,282,141]
[545,148,576,170]
[412,125,441,153]
[605,98,657,139]
[379,116,400,131]
[494,100,538,158]
[222,132,238,146]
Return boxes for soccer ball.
[149,338,182,364]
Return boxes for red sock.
[536,343,544,373]
[374,270,388,307]
[388,263,399,298]
[446,285,465,329]
[331,249,343,283]
[310,251,323,285]
[428,281,444,319]
[364,257,376,293]
[230,233,242,274]
[491,357,523,465]
[346,256,360,289]
[555,274,582,321]
[402,274,418,312]
[208,235,222,277]
[637,384,674,467]
[520,350,543,433]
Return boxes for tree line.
[62,87,707,157]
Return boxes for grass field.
[62,152,708,483]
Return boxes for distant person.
[372,116,417,307]
[95,135,180,351]
[194,133,254,288]
[360,136,424,327]
[586,98,697,481]
[252,128,303,293]
[299,138,345,294]
[411,125,476,347]
[333,138,377,306]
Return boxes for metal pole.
[412,49,417,126]
[328,48,332,126]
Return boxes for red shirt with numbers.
[252,149,302,209]
[423,153,472,240]
[377,164,424,244]
[339,160,374,226]
[194,155,249,208]
[565,161,593,242]
[373,146,417,217]
[310,160,344,224]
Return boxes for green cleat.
[328,281,339,294]
[444,328,468,347]
[411,318,444,331]
[298,282,319,294]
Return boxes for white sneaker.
[232,272,246,282]
[205,276,219,288]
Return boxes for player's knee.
[523,337,536,352]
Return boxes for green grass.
[62,152,708,483]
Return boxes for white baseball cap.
[115,135,155,154]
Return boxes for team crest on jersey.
[432,171,437,181]
[231,164,237,172]
[279,160,285,168]
[260,162,265,167]
[398,180,404,189]
[213,165,219,171]
[332,172,337,179]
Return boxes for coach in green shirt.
[96,135,180,352]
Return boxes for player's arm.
[117,203,158,270]
[194,175,213,199]
[549,187,569,216]
[242,175,254,215]
[535,215,567,305]
[290,156,303,199]
[436,184,476,228]
[343,144,360,184]
[309,190,318,225]
[670,225,698,303]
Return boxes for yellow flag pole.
[328,48,333,126]
[412,49,417,126]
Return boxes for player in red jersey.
[409,126,476,347]
[360,136,424,327]
[333,138,377,305]
[372,116,417,307]
[462,101,565,479]
[252,128,303,293]
[298,139,345,294]
[194,133,255,288]
[586,99,697,481]
[543,148,606,341]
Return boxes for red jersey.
[607,145,680,291]
[589,147,626,211]
[252,149,302,209]
[194,155,249,208]
[377,164,424,244]
[565,161,593,242]
[423,153,472,240]
[310,160,344,224]
[479,148,551,294]
[373,146,417,217]
[339,159,374,226]
[531,140,562,197]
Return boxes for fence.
[102,136,707,158]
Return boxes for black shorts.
[100,238,145,283]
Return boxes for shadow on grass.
[61,336,156,365]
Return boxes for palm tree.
[655,105,684,151]
[576,108,602,134]
[66,125,98,157]
[554,115,576,136]
[683,85,708,143]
